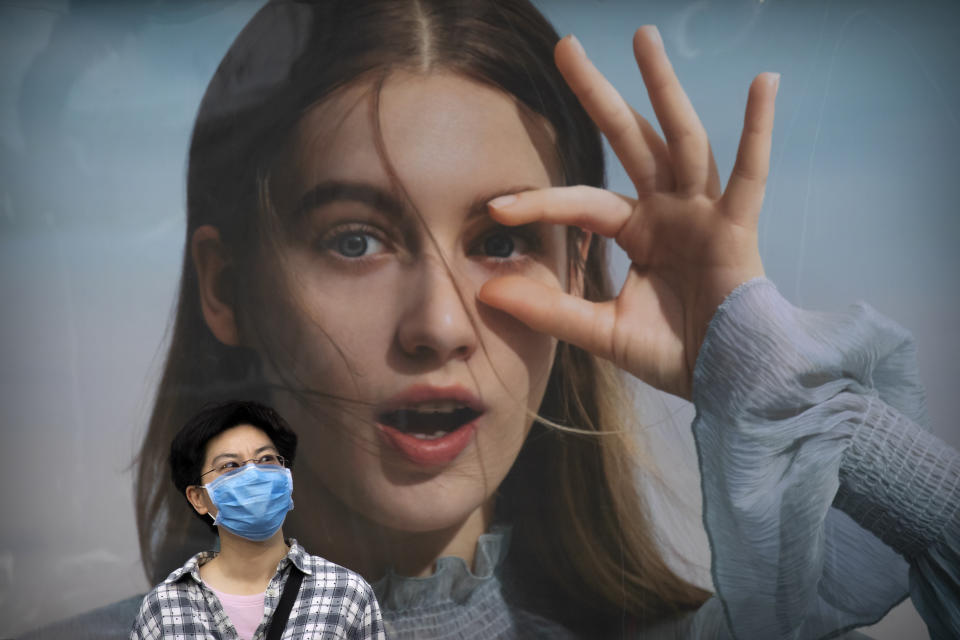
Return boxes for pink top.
[208,585,266,640]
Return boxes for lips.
[376,385,484,466]
[380,402,482,438]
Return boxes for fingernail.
[488,194,518,209]
[769,72,781,91]
[567,34,585,56]
[641,25,662,48]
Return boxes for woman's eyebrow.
[292,180,405,219]
[209,452,240,465]
[208,445,276,466]
[254,445,278,455]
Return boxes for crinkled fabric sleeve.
[683,277,958,640]
[833,392,960,639]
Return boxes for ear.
[569,229,592,298]
[186,485,211,517]
[192,225,240,346]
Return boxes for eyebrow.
[209,444,278,467]
[292,181,405,220]
[292,181,542,222]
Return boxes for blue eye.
[483,232,515,258]
[478,227,540,261]
[337,232,370,257]
[324,226,386,258]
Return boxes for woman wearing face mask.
[131,401,385,639]
[21,1,951,639]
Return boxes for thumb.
[478,275,615,361]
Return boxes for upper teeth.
[406,402,463,413]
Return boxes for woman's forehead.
[205,424,274,460]
[282,71,562,203]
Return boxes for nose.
[395,258,478,363]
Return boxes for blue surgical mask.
[204,464,294,541]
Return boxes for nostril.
[413,345,433,358]
[395,280,480,362]
[402,340,474,363]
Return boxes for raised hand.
[478,26,779,400]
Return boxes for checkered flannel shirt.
[131,539,385,639]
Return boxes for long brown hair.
[135,0,709,632]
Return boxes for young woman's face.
[189,424,281,519]
[254,72,571,534]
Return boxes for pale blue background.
[1,0,957,636]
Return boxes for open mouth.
[379,402,482,440]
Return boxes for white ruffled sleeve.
[684,278,959,639]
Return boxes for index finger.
[487,186,635,239]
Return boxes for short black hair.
[169,400,298,531]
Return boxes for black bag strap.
[266,565,304,640]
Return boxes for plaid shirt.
[131,539,384,639]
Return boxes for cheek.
[473,235,567,392]
[476,302,557,406]
[248,247,563,410]
[245,263,389,390]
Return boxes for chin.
[354,473,494,534]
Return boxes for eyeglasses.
[198,454,287,481]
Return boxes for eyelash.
[316,223,390,261]
[313,221,543,266]
[471,225,542,264]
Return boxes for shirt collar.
[164,538,312,585]
[284,538,313,575]
[372,525,511,610]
